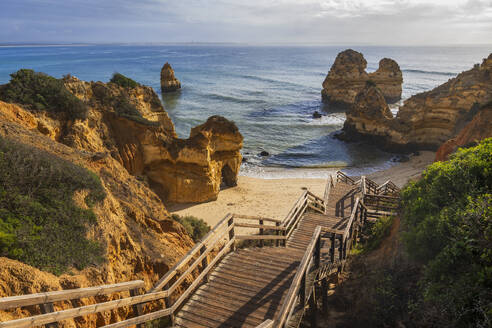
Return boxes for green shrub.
[0,137,106,275]
[364,216,395,252]
[0,69,88,120]
[110,73,139,89]
[401,138,492,327]
[171,214,210,242]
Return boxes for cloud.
[0,0,491,44]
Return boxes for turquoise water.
[0,44,490,177]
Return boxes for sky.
[1,0,492,45]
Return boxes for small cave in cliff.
[220,164,237,189]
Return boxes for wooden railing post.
[259,219,264,247]
[315,235,321,269]
[129,288,144,328]
[300,272,306,306]
[338,236,343,261]
[276,222,280,247]
[309,288,318,328]
[228,216,235,252]
[163,283,174,325]
[39,302,58,328]
[200,244,209,282]
[321,278,328,314]
[330,233,335,263]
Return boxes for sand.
[169,151,435,227]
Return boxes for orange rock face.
[340,53,492,152]
[322,49,402,108]
[0,72,243,325]
[0,100,193,327]
[435,104,492,161]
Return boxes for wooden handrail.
[255,319,274,328]
[150,213,232,292]
[233,214,283,223]
[275,226,321,327]
[0,280,144,311]
[0,290,170,328]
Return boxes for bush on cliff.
[0,69,88,120]
[110,73,139,89]
[171,214,210,242]
[401,138,492,326]
[0,137,106,275]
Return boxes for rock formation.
[0,100,194,326]
[321,49,402,108]
[435,103,492,161]
[160,62,181,93]
[339,53,492,152]
[343,83,394,140]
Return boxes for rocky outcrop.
[321,49,402,108]
[146,115,243,203]
[342,83,394,140]
[160,62,181,93]
[0,73,242,205]
[339,54,492,152]
[435,103,492,161]
[369,58,403,103]
[0,101,193,326]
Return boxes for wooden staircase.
[0,171,400,328]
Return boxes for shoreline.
[169,151,435,226]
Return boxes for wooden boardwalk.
[0,172,400,328]
[174,181,355,328]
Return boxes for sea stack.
[321,49,402,109]
[160,62,181,93]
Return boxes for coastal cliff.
[339,53,492,152]
[0,70,242,325]
[321,49,403,108]
[0,100,194,326]
[0,72,242,203]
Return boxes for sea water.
[0,44,489,178]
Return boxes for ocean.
[0,44,490,178]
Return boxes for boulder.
[160,62,181,93]
[321,49,402,108]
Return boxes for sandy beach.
[169,151,435,226]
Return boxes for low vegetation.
[0,137,106,275]
[0,69,88,120]
[110,72,139,89]
[171,214,210,242]
[401,137,491,327]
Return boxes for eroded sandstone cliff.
[0,100,194,326]
[340,53,492,151]
[16,75,243,203]
[435,102,492,161]
[321,49,403,108]
[160,62,181,93]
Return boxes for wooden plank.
[171,238,235,311]
[0,290,170,328]
[235,235,286,240]
[256,319,274,328]
[0,280,145,311]
[233,214,283,223]
[234,223,286,230]
[276,226,321,327]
